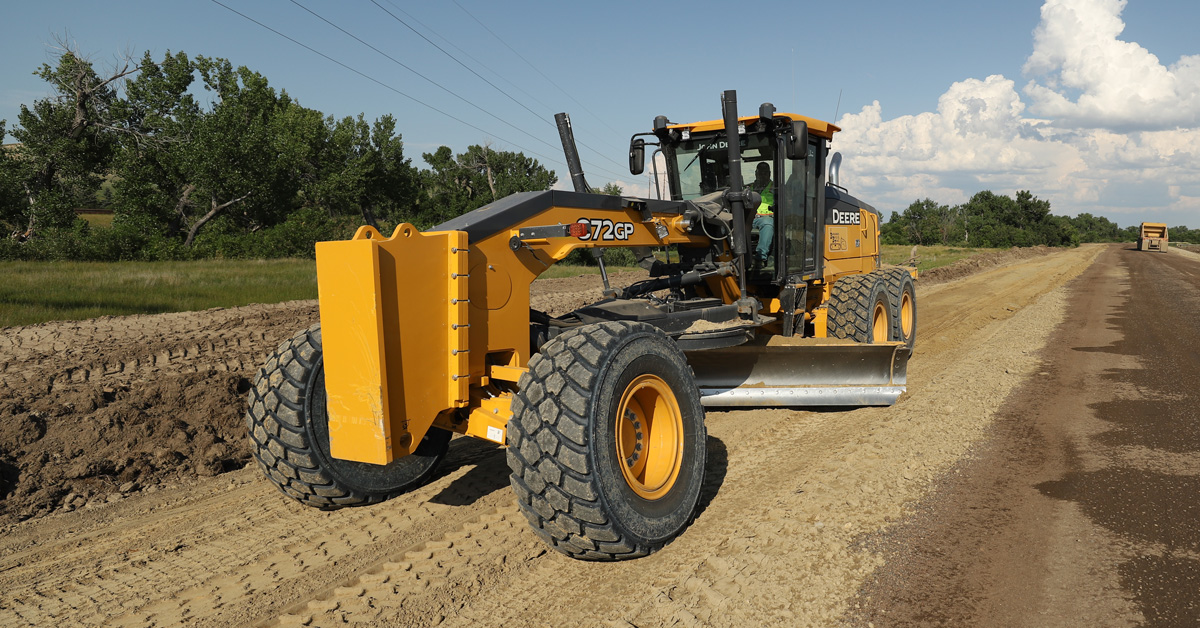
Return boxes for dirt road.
[0,244,1110,627]
[852,244,1200,627]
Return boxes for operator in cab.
[749,161,775,267]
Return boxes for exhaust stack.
[829,152,842,187]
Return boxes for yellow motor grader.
[246,90,916,560]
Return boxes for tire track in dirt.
[0,437,512,628]
[0,246,1102,627]
[0,301,320,393]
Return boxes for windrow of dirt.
[917,245,1053,285]
[0,302,318,524]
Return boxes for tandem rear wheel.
[506,321,707,560]
[246,324,451,509]
[882,267,917,351]
[828,272,893,344]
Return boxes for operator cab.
[638,112,832,286]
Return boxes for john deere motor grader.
[246,90,916,560]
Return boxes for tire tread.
[507,321,688,560]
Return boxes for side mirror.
[786,120,809,160]
[629,138,646,175]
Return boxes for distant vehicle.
[1137,222,1168,252]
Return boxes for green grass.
[0,259,317,327]
[79,213,115,228]
[881,244,990,272]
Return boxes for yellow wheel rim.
[872,300,889,343]
[615,374,684,500]
[900,291,914,340]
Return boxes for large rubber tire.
[882,267,917,351]
[827,272,893,344]
[507,321,707,561]
[246,324,451,509]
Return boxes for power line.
[285,0,569,164]
[207,0,586,180]
[293,0,627,181]
[371,0,632,178]
[381,0,558,122]
[209,0,632,185]
[450,0,624,140]
[370,1,550,129]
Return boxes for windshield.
[666,132,776,201]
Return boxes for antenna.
[833,88,843,122]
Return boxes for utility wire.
[292,0,627,181]
[210,0,630,185]
[450,0,624,140]
[381,0,557,121]
[285,1,570,166]
[370,1,549,127]
[371,0,631,177]
[208,0,614,181]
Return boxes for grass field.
[0,259,318,327]
[78,213,115,228]
[880,244,990,272]
[0,245,1000,327]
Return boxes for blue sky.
[3,0,1198,228]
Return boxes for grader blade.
[685,336,909,407]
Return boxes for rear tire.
[246,324,451,509]
[828,272,893,344]
[882,268,917,351]
[506,321,707,560]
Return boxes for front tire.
[246,324,451,509]
[507,321,707,560]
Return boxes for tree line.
[880,191,1200,247]
[0,46,556,261]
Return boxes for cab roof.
[668,113,840,140]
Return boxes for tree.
[1069,212,1123,242]
[419,144,556,227]
[593,182,623,195]
[0,122,26,233]
[962,191,1020,247]
[179,56,310,245]
[113,54,320,246]
[303,114,418,230]
[7,45,138,240]
[109,50,200,237]
[894,198,955,245]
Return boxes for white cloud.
[831,0,1200,226]
[1023,0,1200,130]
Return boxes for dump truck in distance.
[246,90,916,560]
[1138,222,1168,252]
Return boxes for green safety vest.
[757,188,774,216]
